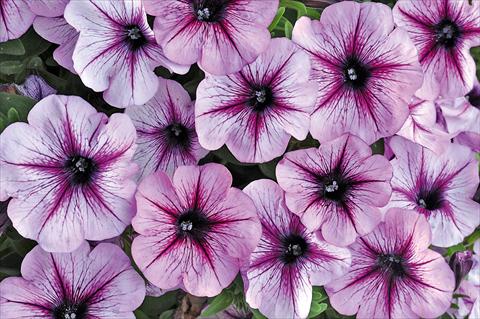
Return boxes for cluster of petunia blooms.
[0,0,479,318]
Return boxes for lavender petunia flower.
[125,78,208,179]
[131,164,261,297]
[0,242,146,319]
[28,0,69,18]
[34,17,78,74]
[63,0,189,108]
[14,75,56,101]
[0,0,35,42]
[385,136,480,247]
[393,0,480,99]
[0,95,138,252]
[145,0,278,75]
[326,208,455,319]
[276,134,393,247]
[195,38,317,163]
[396,97,451,154]
[292,1,423,144]
[243,180,351,319]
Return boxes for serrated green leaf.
[308,302,328,318]
[0,39,25,55]
[0,60,25,75]
[200,292,233,317]
[269,7,286,32]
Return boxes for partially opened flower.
[64,0,189,108]
[125,78,208,179]
[34,16,78,73]
[145,0,278,75]
[0,95,138,252]
[14,75,56,101]
[393,0,480,99]
[243,180,351,319]
[195,38,317,163]
[0,243,145,319]
[396,97,451,154]
[0,0,35,42]
[276,134,392,247]
[385,136,480,247]
[292,1,423,144]
[326,208,455,319]
[131,164,261,297]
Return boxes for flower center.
[176,209,210,241]
[320,175,348,202]
[416,187,443,211]
[434,19,460,48]
[124,24,148,51]
[342,56,370,90]
[248,86,274,112]
[281,234,309,264]
[377,253,406,277]
[164,123,191,149]
[65,155,97,185]
[53,302,87,319]
[193,0,228,22]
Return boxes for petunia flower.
[243,179,351,319]
[0,95,138,252]
[144,0,278,75]
[436,80,480,152]
[28,0,69,18]
[131,163,261,297]
[396,96,451,154]
[125,78,208,179]
[0,242,145,319]
[385,136,480,247]
[14,75,57,101]
[63,0,189,108]
[393,0,480,99]
[276,134,392,247]
[34,15,79,73]
[326,208,455,319]
[195,38,317,163]
[292,1,423,144]
[0,0,35,42]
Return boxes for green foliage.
[0,92,36,132]
[200,291,234,317]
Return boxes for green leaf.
[370,139,385,155]
[0,39,25,55]
[312,287,328,303]
[20,28,51,57]
[133,309,151,319]
[269,7,286,32]
[306,7,321,20]
[6,108,20,123]
[158,309,175,319]
[136,293,178,318]
[251,308,268,319]
[0,60,25,75]
[200,292,233,317]
[308,302,328,318]
[284,18,294,39]
[280,0,308,19]
[259,158,280,180]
